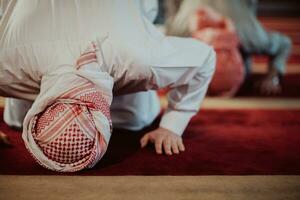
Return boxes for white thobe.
[0,0,215,136]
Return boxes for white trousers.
[4,91,160,131]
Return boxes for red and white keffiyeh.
[22,42,113,172]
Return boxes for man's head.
[21,41,113,172]
[24,78,112,172]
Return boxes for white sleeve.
[107,5,216,136]
[149,37,216,136]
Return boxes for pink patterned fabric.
[24,42,112,172]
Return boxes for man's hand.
[140,127,185,155]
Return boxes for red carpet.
[1,108,300,175]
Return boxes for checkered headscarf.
[22,42,112,172]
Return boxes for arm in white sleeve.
[149,37,216,136]
[106,4,216,136]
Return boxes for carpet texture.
[1,108,300,175]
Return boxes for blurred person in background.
[188,6,245,96]
[165,0,292,95]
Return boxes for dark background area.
[155,0,300,23]
[258,0,300,17]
